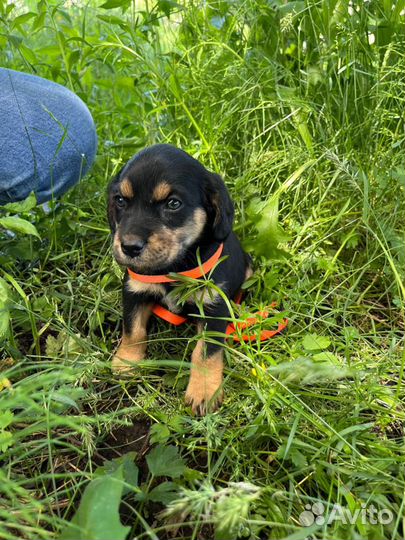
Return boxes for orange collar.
[127,243,224,284]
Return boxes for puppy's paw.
[111,346,145,375]
[185,371,223,415]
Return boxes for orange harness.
[127,243,288,342]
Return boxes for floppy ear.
[107,169,123,233]
[204,172,234,241]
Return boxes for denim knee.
[0,68,97,205]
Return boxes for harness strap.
[152,304,188,326]
[127,243,224,283]
[151,297,288,342]
[225,309,289,342]
[126,244,288,342]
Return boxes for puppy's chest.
[126,279,222,314]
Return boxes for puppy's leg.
[185,305,229,415]
[112,300,152,374]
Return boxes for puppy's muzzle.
[121,235,146,258]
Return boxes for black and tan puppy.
[108,144,251,414]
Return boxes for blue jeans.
[0,68,97,204]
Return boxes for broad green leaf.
[67,50,81,73]
[19,43,38,64]
[149,423,170,444]
[0,216,40,238]
[50,393,80,411]
[241,276,258,290]
[31,10,46,32]
[97,14,126,24]
[37,45,61,57]
[0,411,14,430]
[59,465,130,540]
[45,331,84,358]
[168,414,186,434]
[58,9,72,24]
[343,326,360,341]
[100,0,131,9]
[7,34,22,47]
[147,481,179,503]
[157,0,183,17]
[302,333,331,351]
[313,352,340,364]
[11,12,36,28]
[290,448,308,468]
[0,431,13,453]
[0,278,11,338]
[45,334,64,356]
[146,445,186,478]
[244,195,291,259]
[95,452,139,495]
[279,1,305,15]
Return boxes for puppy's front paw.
[111,346,145,375]
[185,366,223,415]
[185,383,223,415]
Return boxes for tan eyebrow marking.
[152,181,171,202]
[120,178,134,198]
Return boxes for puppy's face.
[108,144,234,272]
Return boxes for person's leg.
[0,68,97,204]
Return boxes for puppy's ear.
[107,169,123,233]
[204,172,234,241]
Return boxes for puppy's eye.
[166,198,182,211]
[114,195,126,208]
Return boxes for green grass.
[0,1,404,539]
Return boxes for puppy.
[108,144,251,414]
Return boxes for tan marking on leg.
[185,339,224,415]
[120,178,133,198]
[152,181,171,201]
[112,304,152,374]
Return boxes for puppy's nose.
[121,238,145,258]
